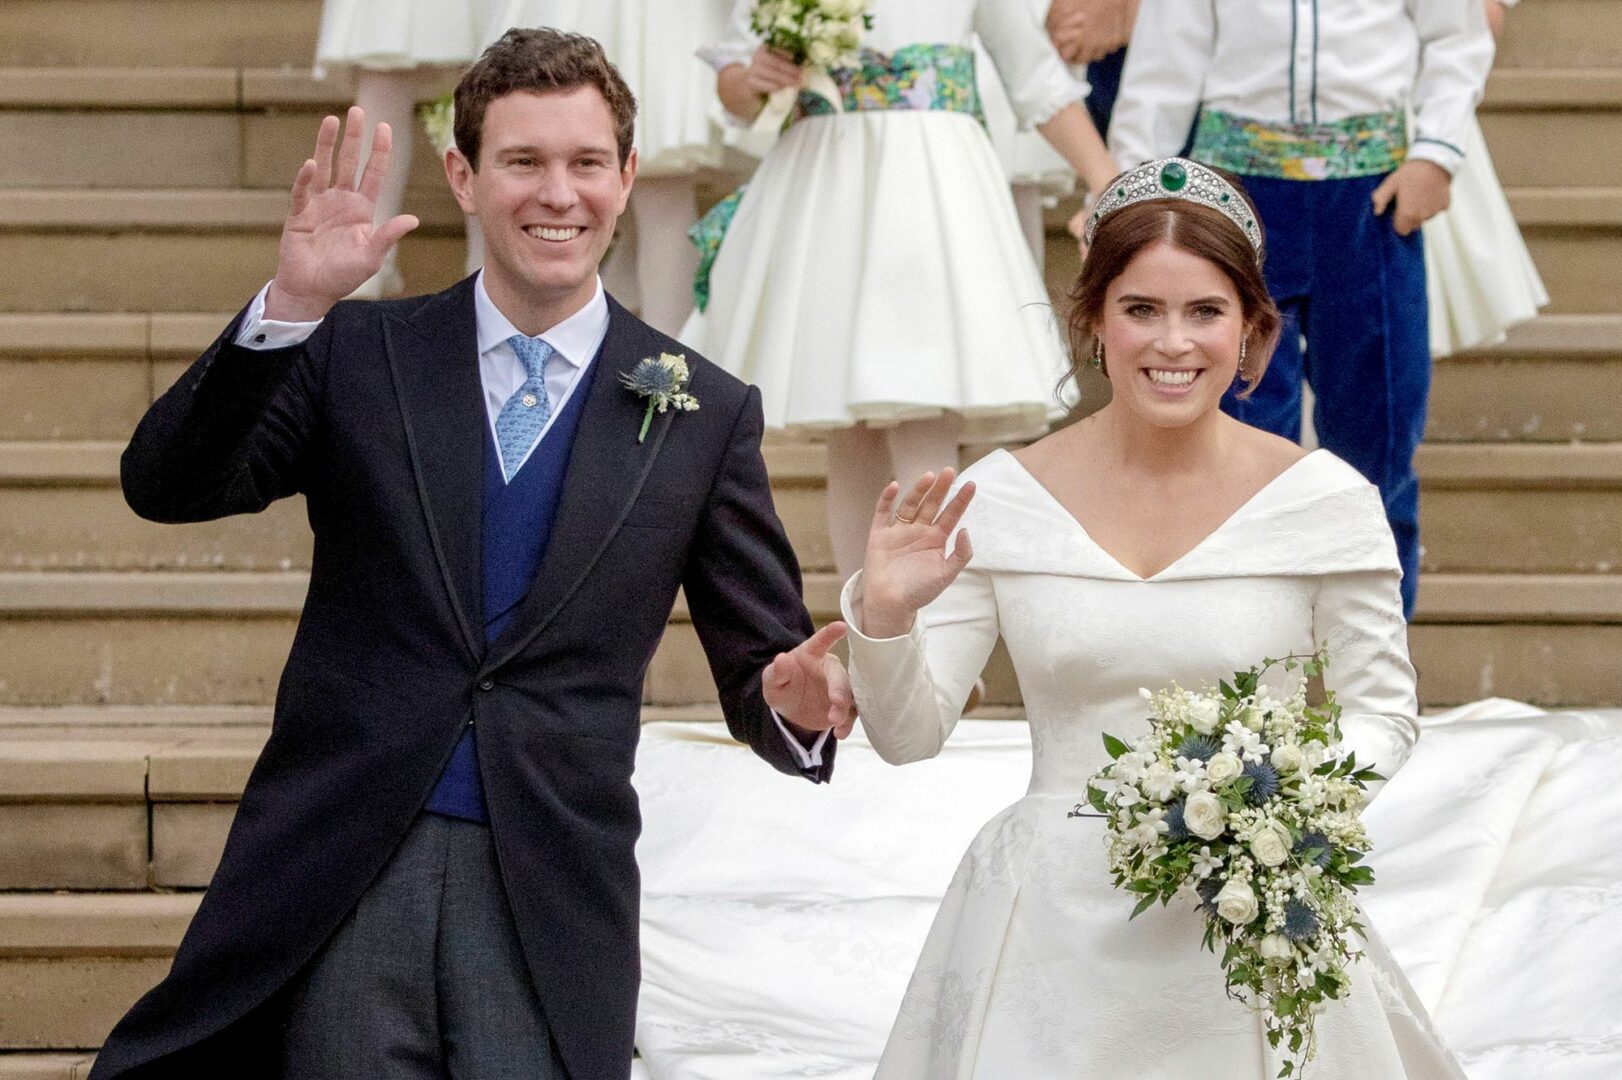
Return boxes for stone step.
[4,440,1619,572]
[0,1054,94,1079]
[0,2,319,69]
[1494,1,1622,69]
[0,570,1616,708]
[5,309,1619,442]
[1430,314,1622,441]
[0,893,194,1050]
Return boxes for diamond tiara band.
[1083,158,1263,257]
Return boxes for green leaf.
[1220,680,1238,701]
[1103,733,1130,760]
[1130,894,1157,920]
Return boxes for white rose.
[1188,699,1222,734]
[1183,791,1226,841]
[1270,743,1305,774]
[1259,933,1294,963]
[1250,822,1292,868]
[1244,706,1266,731]
[806,38,838,67]
[1214,878,1259,925]
[1205,752,1243,786]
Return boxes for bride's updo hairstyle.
[1066,175,1282,400]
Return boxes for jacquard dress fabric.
[315,0,498,73]
[680,0,1087,443]
[842,448,1468,1078]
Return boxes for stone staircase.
[1,0,1619,1072]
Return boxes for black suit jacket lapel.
[484,297,682,671]
[384,278,485,664]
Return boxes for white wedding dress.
[842,448,1468,1078]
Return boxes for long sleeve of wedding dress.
[841,564,998,765]
[1315,569,1422,802]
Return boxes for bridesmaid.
[315,0,496,296]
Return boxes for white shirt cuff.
[234,281,325,350]
[1407,138,1465,176]
[771,707,829,770]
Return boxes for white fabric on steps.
[632,703,1622,1079]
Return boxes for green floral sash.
[1191,109,1407,181]
[689,44,985,313]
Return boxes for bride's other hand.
[860,469,976,638]
[745,45,804,96]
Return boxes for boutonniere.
[621,352,700,443]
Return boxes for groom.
[91,28,852,1080]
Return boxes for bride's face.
[1095,241,1247,430]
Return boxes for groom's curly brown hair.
[454,27,638,170]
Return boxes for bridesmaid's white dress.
[843,448,1468,1078]
[682,0,1085,442]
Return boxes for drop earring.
[1091,337,1104,371]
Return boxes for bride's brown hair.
[1066,177,1282,400]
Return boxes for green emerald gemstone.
[1159,161,1188,192]
[1117,187,1127,198]
[1219,192,1231,203]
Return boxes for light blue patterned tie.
[495,334,555,482]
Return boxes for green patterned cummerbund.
[688,44,985,312]
[1190,109,1407,180]
[789,43,985,127]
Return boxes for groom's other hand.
[764,621,856,740]
[266,106,421,322]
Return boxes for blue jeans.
[1221,173,1429,618]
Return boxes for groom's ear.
[615,146,638,215]
[445,147,478,215]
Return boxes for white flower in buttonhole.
[1205,751,1244,786]
[1183,790,1226,841]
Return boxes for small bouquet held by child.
[748,0,873,131]
[1077,652,1383,1077]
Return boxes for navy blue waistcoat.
[424,355,602,821]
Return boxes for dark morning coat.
[89,276,833,1080]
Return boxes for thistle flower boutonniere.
[621,353,699,443]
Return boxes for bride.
[839,158,1467,1077]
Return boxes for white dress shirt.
[233,275,828,768]
[1109,0,1494,174]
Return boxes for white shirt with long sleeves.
[1109,0,1495,174]
[233,275,829,768]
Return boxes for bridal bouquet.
[748,0,873,130]
[1078,653,1382,1077]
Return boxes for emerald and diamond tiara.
[1083,158,1263,256]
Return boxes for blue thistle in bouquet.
[1079,650,1387,1077]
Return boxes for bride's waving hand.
[859,471,977,639]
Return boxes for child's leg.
[884,416,964,501]
[630,176,701,336]
[825,425,893,582]
[1221,175,1311,443]
[1304,174,1430,618]
[352,69,418,297]
[1011,182,1046,268]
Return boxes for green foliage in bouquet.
[1078,650,1385,1077]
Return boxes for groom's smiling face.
[448,86,636,332]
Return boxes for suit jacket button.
[478,677,495,691]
